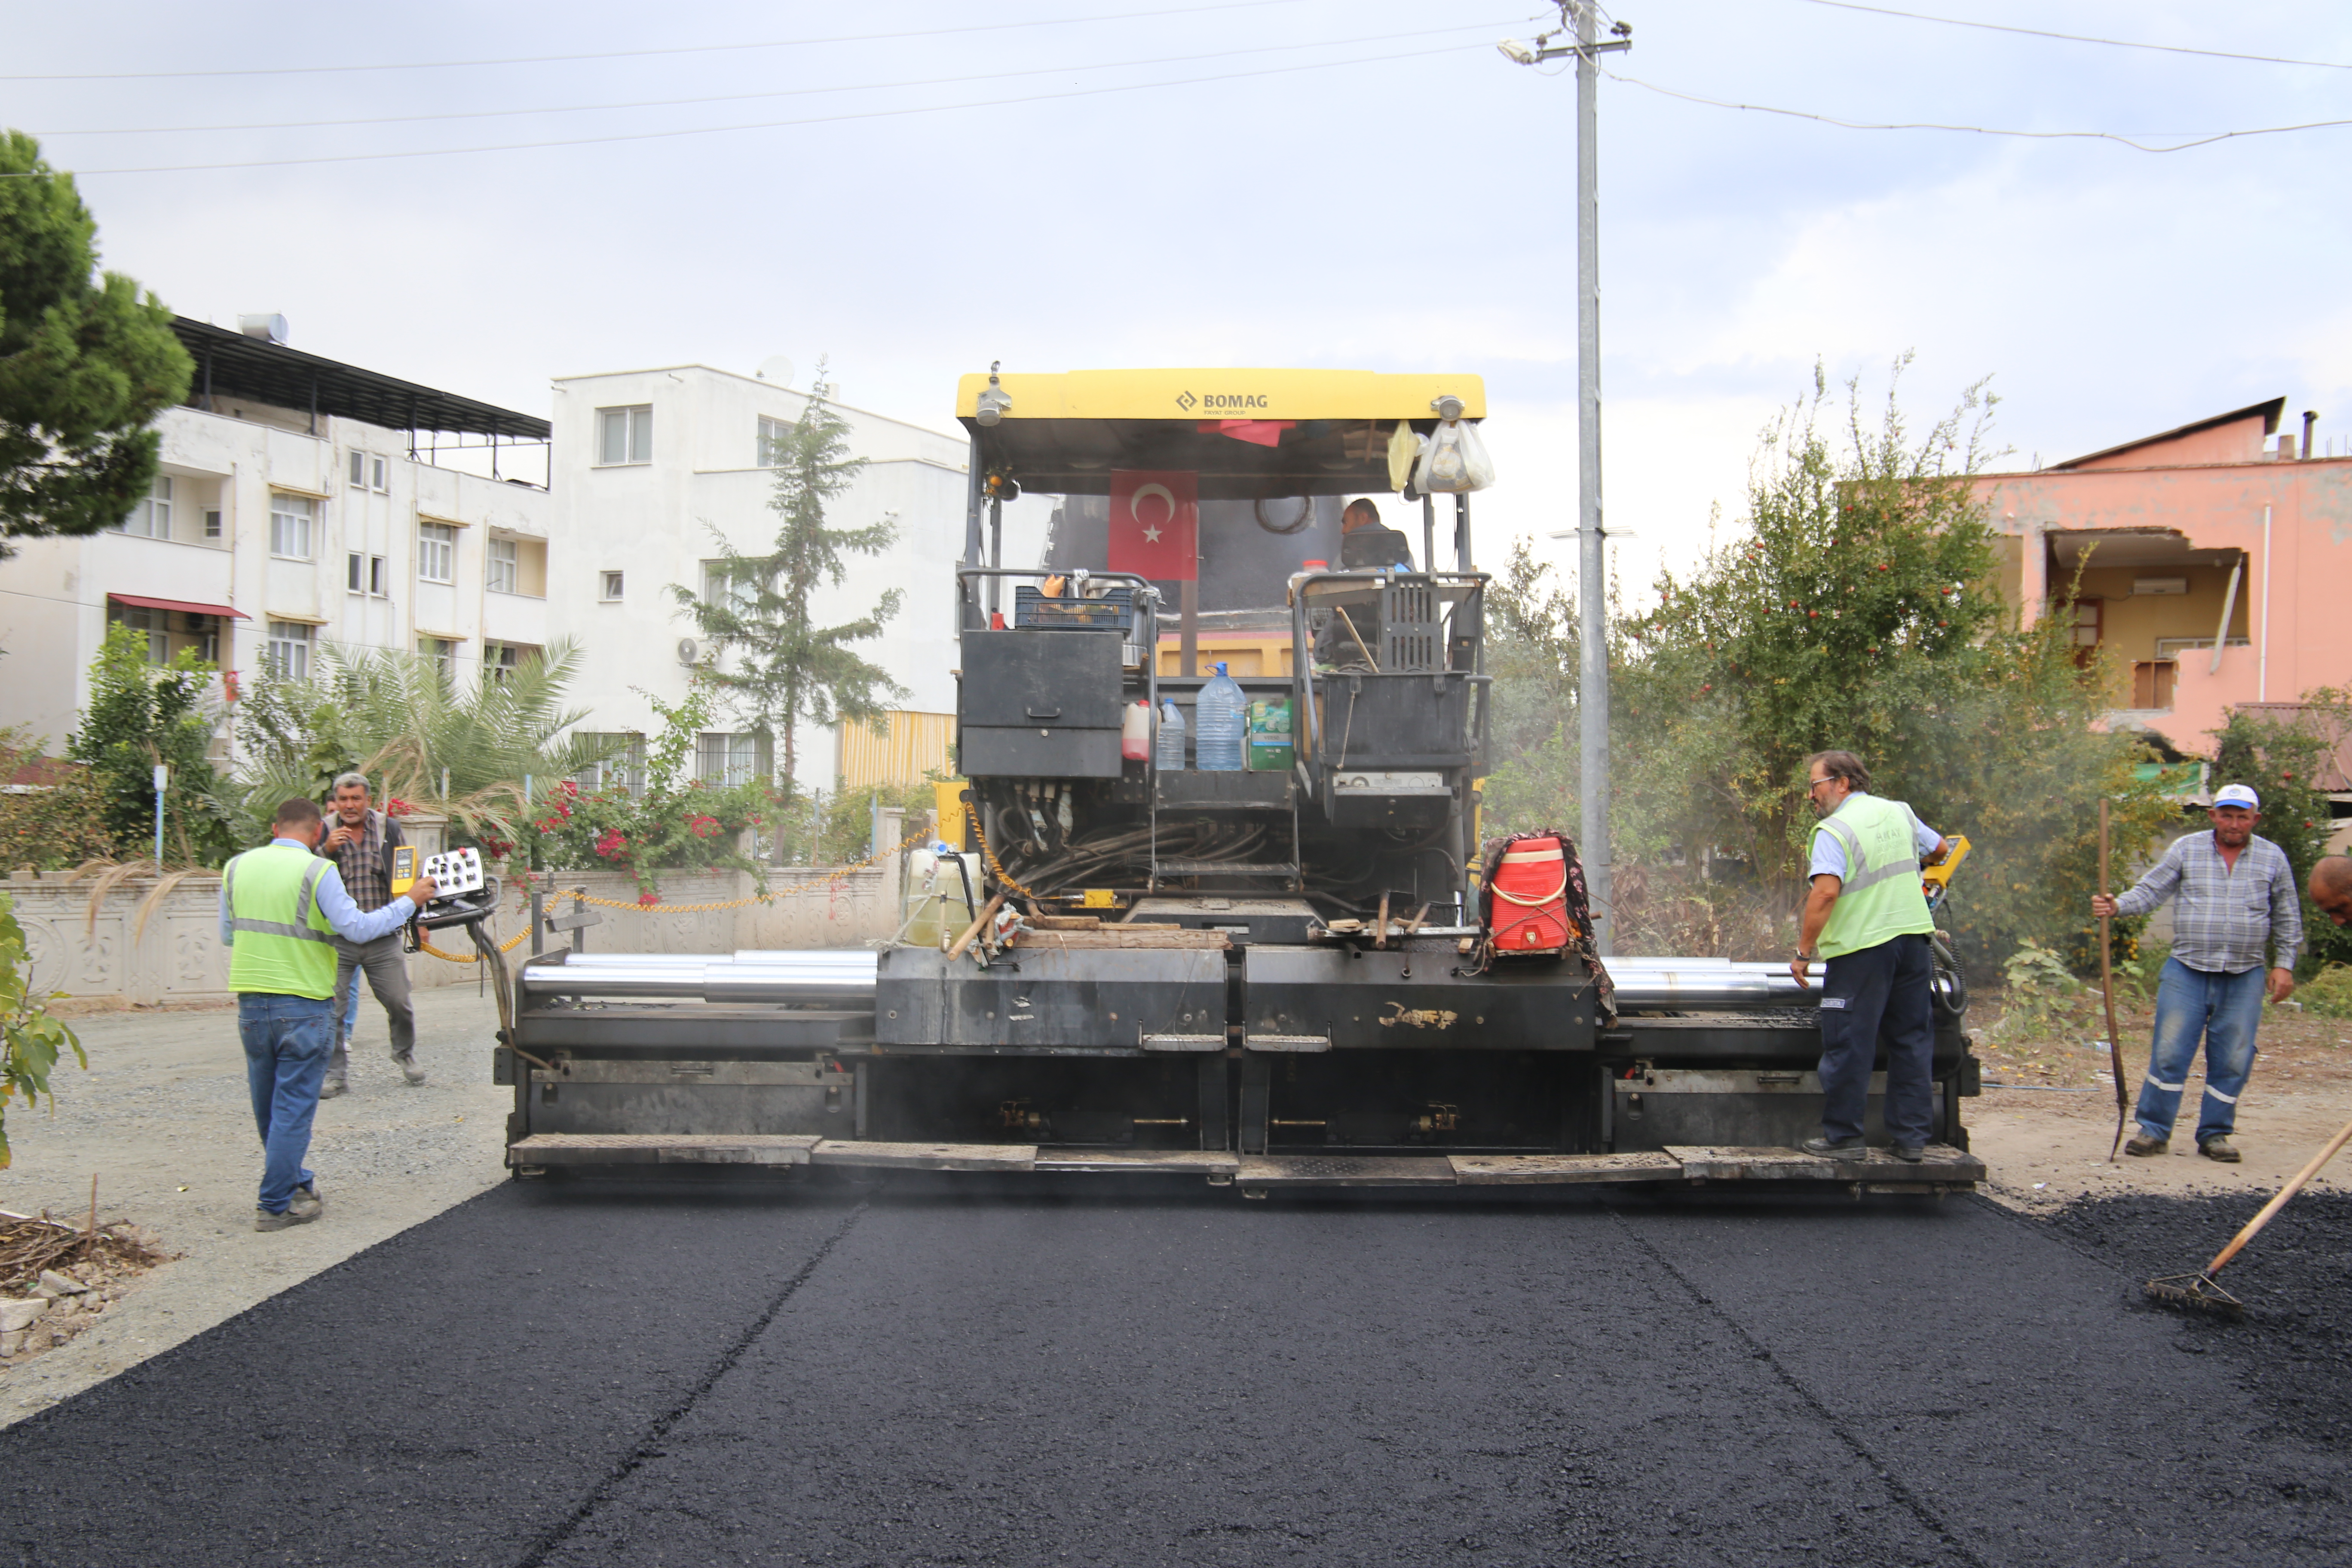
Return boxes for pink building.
[1972,397,2352,765]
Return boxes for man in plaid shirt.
[318,773,425,1096]
[2093,784,2302,1162]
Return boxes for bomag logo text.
[1180,392,1269,412]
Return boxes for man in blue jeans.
[219,798,433,1231]
[2093,784,2302,1163]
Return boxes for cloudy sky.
[11,0,2351,603]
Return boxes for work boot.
[1801,1136,1867,1161]
[395,1051,427,1087]
[1890,1143,1926,1164]
[253,1204,319,1233]
[2199,1136,2242,1164]
[287,1185,323,1222]
[2123,1134,2169,1158]
[318,1069,347,1099]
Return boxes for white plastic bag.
[1415,419,1496,493]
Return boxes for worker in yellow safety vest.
[218,798,435,1231]
[1788,750,1952,1164]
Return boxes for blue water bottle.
[1195,662,1246,772]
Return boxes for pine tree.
[671,375,906,858]
[0,134,193,554]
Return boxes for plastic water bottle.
[1156,698,1187,772]
[1195,662,1246,772]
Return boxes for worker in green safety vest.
[1788,750,1952,1164]
[218,797,436,1231]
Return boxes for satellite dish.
[676,637,700,667]
[756,355,794,386]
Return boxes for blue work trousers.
[1816,932,1937,1148]
[2135,957,2266,1148]
[238,992,334,1213]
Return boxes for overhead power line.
[36,18,1531,138]
[1796,0,2352,73]
[0,0,1328,83]
[1602,63,2352,153]
[37,40,1490,176]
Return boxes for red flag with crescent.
[1106,469,1197,582]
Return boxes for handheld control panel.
[418,846,487,900]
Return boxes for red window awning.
[106,593,249,621]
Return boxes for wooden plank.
[811,1139,1037,1172]
[1029,916,1104,930]
[1449,1152,1684,1185]
[1034,1150,1242,1175]
[1234,1155,1457,1187]
[508,1133,820,1166]
[1666,1145,1841,1180]
[1013,929,1229,950]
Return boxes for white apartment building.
[547,363,1052,794]
[0,318,551,756]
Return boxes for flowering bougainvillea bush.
[525,690,775,901]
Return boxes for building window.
[695,731,771,789]
[419,636,460,687]
[204,507,223,539]
[266,620,313,681]
[757,415,791,468]
[600,570,625,601]
[370,555,388,596]
[701,557,761,617]
[487,537,518,595]
[347,552,365,593]
[418,522,456,583]
[575,732,648,797]
[484,642,536,684]
[348,450,389,491]
[113,475,172,539]
[114,605,169,665]
[269,493,315,559]
[597,404,652,466]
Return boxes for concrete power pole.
[1505,5,1630,952]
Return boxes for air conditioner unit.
[676,637,699,667]
[2132,577,2189,596]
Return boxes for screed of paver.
[1615,1191,2352,1566]
[0,1181,860,1568]
[536,1190,1969,1568]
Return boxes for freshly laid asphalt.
[3,1177,2347,1568]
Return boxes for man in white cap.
[2093,783,2302,1162]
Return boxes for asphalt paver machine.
[502,369,1984,1195]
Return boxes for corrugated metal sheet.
[838,710,955,788]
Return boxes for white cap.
[2213,783,2260,810]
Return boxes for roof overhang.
[107,592,249,621]
[2051,397,2283,472]
[956,369,1485,498]
[174,318,551,441]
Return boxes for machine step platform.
[508,1135,1983,1190]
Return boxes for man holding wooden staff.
[2093,784,2302,1163]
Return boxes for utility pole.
[1504,5,1630,952]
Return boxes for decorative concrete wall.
[2,860,905,1005]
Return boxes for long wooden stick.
[2099,798,2129,1162]
[2203,1111,2352,1278]
[945,891,1008,961]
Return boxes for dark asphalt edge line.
[1602,1206,1993,1568]
[512,1199,870,1568]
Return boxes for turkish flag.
[1107,469,1198,582]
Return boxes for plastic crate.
[1014,585,1135,631]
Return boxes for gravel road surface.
[1,1176,2346,1568]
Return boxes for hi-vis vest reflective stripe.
[1810,793,1936,960]
[225,843,339,998]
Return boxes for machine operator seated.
[1314,499,1413,669]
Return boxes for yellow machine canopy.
[955,368,1487,499]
